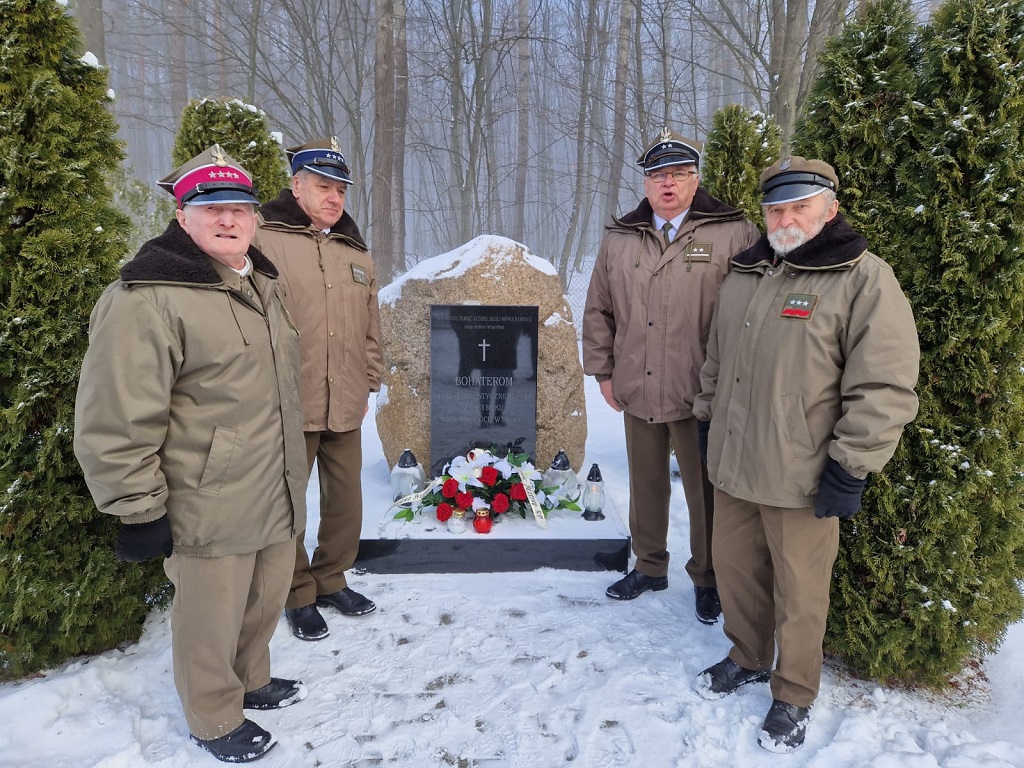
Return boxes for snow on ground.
[1,375,1023,767]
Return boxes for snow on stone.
[379,235,557,307]
[544,312,570,326]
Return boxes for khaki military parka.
[693,214,920,508]
[255,191,383,434]
[583,189,759,422]
[74,220,307,557]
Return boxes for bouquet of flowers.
[393,442,581,524]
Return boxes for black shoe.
[317,587,377,616]
[284,604,329,641]
[694,656,771,699]
[191,719,276,763]
[694,586,722,624]
[758,699,811,753]
[605,569,668,600]
[243,678,307,710]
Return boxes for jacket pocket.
[198,426,238,495]
[781,395,815,459]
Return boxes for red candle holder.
[473,509,493,534]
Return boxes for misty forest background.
[74,0,942,288]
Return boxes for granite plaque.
[430,305,538,475]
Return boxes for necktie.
[662,221,673,247]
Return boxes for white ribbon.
[516,470,548,529]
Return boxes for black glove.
[696,420,710,465]
[115,516,173,562]
[814,457,867,519]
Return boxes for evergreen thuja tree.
[172,98,289,203]
[793,0,921,248]
[0,0,171,679]
[870,0,1024,685]
[797,0,1024,686]
[701,105,780,230]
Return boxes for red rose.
[456,492,474,510]
[442,478,460,499]
[492,493,510,514]
[436,503,453,522]
[510,482,528,501]
[479,466,499,486]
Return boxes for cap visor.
[762,184,828,205]
[304,166,354,185]
[183,190,261,206]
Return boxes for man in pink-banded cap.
[75,145,309,763]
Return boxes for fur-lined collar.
[732,213,868,270]
[613,188,745,230]
[258,188,368,250]
[120,219,278,284]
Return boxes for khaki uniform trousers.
[163,538,294,739]
[623,412,715,585]
[713,490,840,708]
[288,428,362,609]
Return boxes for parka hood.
[612,188,746,230]
[732,213,869,270]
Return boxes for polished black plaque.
[430,305,538,475]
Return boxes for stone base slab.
[357,499,630,574]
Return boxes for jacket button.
[648,321,653,326]
[649,417,654,422]
[744,322,751,327]
[329,331,335,337]
[327,284,333,288]
[246,289,253,297]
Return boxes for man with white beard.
[690,157,920,753]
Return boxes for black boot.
[605,569,668,600]
[317,587,377,616]
[284,604,329,641]
[758,699,811,753]
[694,656,771,699]
[694,586,722,624]
[243,678,307,710]
[191,719,276,763]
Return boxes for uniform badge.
[350,263,369,285]
[686,242,713,262]
[780,293,817,319]
[780,157,792,170]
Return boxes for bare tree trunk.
[559,0,598,279]
[393,0,409,273]
[373,0,397,281]
[604,0,633,223]
[511,0,530,244]
[74,0,106,63]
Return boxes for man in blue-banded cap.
[691,157,919,752]
[255,136,383,643]
[583,128,759,622]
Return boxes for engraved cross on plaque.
[478,338,489,361]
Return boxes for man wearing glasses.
[583,128,758,623]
